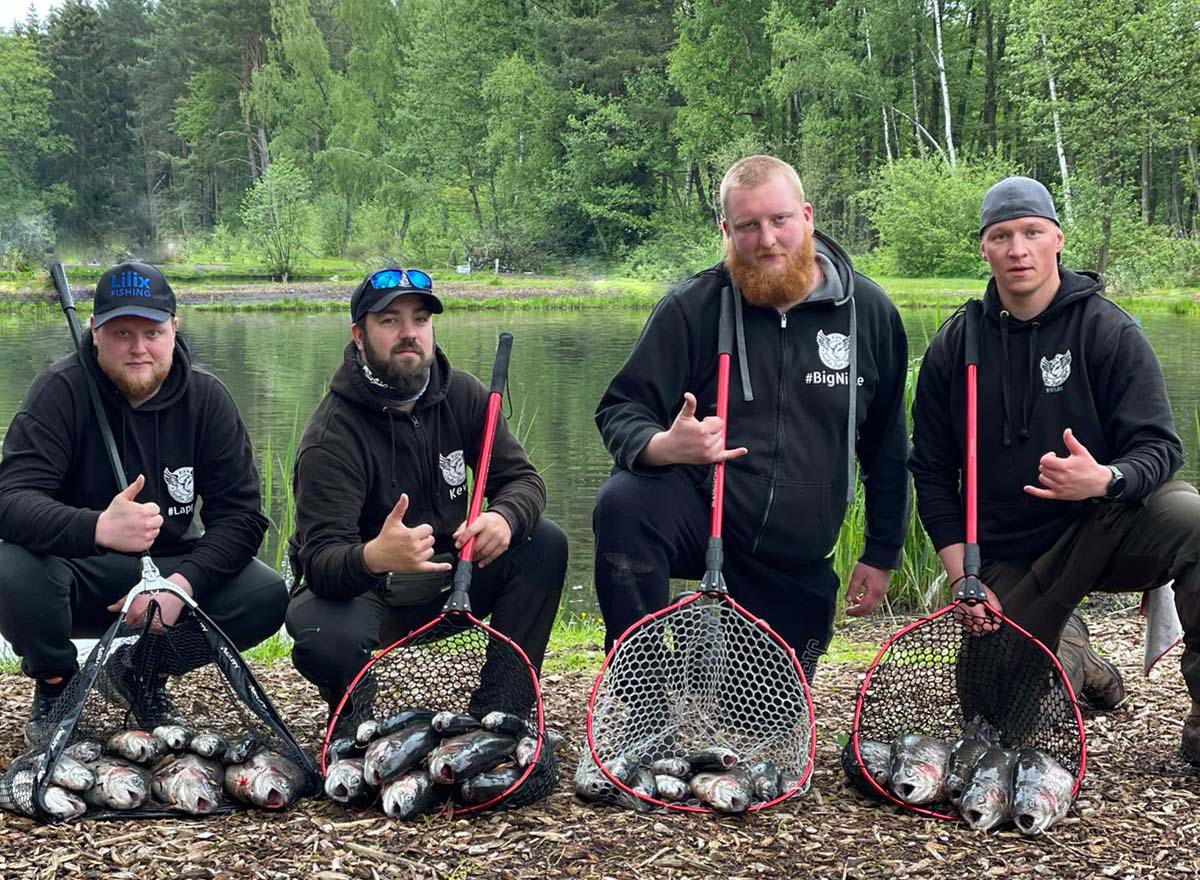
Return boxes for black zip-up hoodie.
[910,269,1183,562]
[596,231,910,571]
[288,342,546,600]
[0,335,268,598]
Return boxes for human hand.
[453,511,512,568]
[640,393,749,466]
[362,494,454,575]
[95,474,163,552]
[845,562,890,617]
[954,581,1003,637]
[1023,428,1111,501]
[108,572,192,632]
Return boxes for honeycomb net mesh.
[849,603,1084,818]
[0,600,318,822]
[585,592,813,811]
[329,613,557,812]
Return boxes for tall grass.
[260,407,301,575]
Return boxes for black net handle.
[51,263,127,492]
[445,332,514,612]
[959,299,985,603]
[699,288,734,593]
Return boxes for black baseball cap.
[350,268,443,323]
[93,262,176,327]
[979,176,1060,236]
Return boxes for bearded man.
[592,155,909,675]
[286,268,566,734]
[0,262,286,745]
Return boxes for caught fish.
[357,708,436,745]
[33,752,96,793]
[686,747,738,773]
[380,770,447,819]
[857,739,892,790]
[354,719,379,745]
[327,736,366,762]
[690,769,753,813]
[190,733,229,760]
[544,728,564,752]
[427,731,517,785]
[614,767,657,812]
[654,774,690,801]
[515,736,539,768]
[223,736,259,765]
[458,763,525,805]
[324,758,373,807]
[649,757,691,779]
[82,758,152,810]
[959,747,1017,832]
[431,712,481,736]
[573,751,636,802]
[481,711,533,739]
[152,725,193,752]
[363,724,442,787]
[747,760,782,802]
[105,730,165,764]
[945,732,993,807]
[64,740,103,764]
[889,734,950,805]
[223,750,308,810]
[42,784,88,820]
[1010,749,1075,836]
[152,753,224,815]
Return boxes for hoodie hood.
[330,341,452,413]
[981,270,1103,446]
[82,331,193,412]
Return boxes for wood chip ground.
[1,612,1195,879]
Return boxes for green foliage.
[239,158,314,279]
[0,206,56,272]
[861,158,1017,277]
[620,215,722,283]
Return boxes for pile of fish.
[323,708,560,819]
[574,746,804,813]
[845,716,1077,835]
[17,725,308,820]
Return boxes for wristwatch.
[1104,464,1126,500]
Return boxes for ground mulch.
[0,611,1195,879]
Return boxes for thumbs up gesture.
[638,392,749,467]
[362,493,454,575]
[1024,428,1113,501]
[95,474,164,552]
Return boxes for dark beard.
[724,234,818,309]
[361,334,432,397]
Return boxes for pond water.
[1,301,1197,625]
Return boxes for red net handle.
[710,289,734,539]
[961,299,984,602]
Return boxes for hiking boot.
[98,647,186,729]
[321,676,376,742]
[24,675,75,747]
[1183,701,1200,766]
[1059,612,1127,710]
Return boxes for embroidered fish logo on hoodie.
[1040,351,1072,392]
[439,451,466,487]
[816,330,850,371]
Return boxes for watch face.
[1107,466,1125,499]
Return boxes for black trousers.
[592,469,838,678]
[984,481,1200,705]
[286,516,567,693]
[0,540,288,680]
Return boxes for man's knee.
[593,471,657,538]
[285,592,372,688]
[0,542,56,602]
[529,517,568,579]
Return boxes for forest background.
[1,0,1198,291]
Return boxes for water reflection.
[1,303,1197,619]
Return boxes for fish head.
[381,775,420,818]
[42,785,87,820]
[169,768,222,814]
[960,781,1008,831]
[99,765,149,809]
[249,766,297,809]
[708,776,750,813]
[1011,788,1061,836]
[890,758,942,805]
[325,760,367,802]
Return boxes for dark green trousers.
[982,481,1200,705]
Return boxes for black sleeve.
[855,296,911,570]
[292,442,383,601]
[174,380,270,599]
[1096,323,1183,500]
[0,372,102,558]
[460,374,546,543]
[594,294,694,473]
[909,321,966,553]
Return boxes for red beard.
[724,235,818,309]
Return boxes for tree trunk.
[1042,34,1072,224]
[954,4,980,149]
[1168,147,1183,231]
[910,45,926,158]
[1188,142,1200,234]
[1141,140,1152,225]
[983,1,997,152]
[931,0,957,166]
[142,126,157,244]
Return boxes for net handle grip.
[960,299,984,604]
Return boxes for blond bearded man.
[592,155,910,675]
[0,262,286,745]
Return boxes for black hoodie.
[0,335,269,598]
[596,232,910,571]
[910,269,1184,562]
[288,342,545,600]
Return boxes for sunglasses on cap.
[366,268,433,292]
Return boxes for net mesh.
[0,599,319,822]
[848,603,1085,819]
[326,612,557,814]
[585,592,814,812]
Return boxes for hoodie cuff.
[860,540,902,572]
[624,426,673,476]
[72,509,104,558]
[174,560,210,600]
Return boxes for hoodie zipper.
[408,413,435,513]
[751,312,790,554]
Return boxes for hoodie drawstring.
[998,310,1037,447]
[730,284,754,402]
[387,410,398,487]
[999,311,1014,447]
[845,296,858,504]
[1023,323,1039,440]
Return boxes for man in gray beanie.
[910,176,1200,767]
